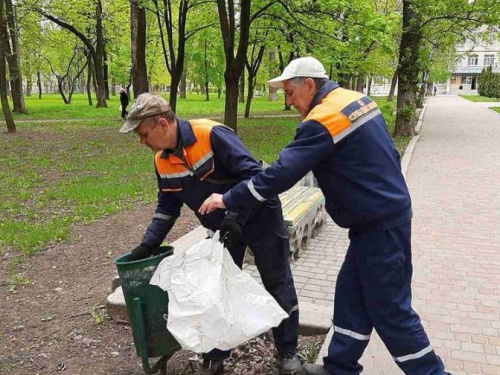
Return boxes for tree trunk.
[111,76,116,96]
[367,77,373,96]
[217,86,221,98]
[204,39,209,101]
[130,2,148,97]
[338,72,351,89]
[239,71,245,103]
[224,73,239,132]
[268,49,277,101]
[356,75,364,93]
[180,70,187,99]
[37,70,42,99]
[103,48,109,99]
[93,1,107,107]
[394,0,422,137]
[169,75,180,113]
[417,69,429,108]
[244,74,255,118]
[4,0,25,113]
[277,46,292,109]
[387,66,398,101]
[57,78,69,104]
[87,54,93,106]
[130,2,148,98]
[79,74,85,93]
[26,75,32,96]
[169,62,185,111]
[217,0,251,131]
[0,0,15,132]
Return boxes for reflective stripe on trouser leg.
[324,244,373,375]
[333,326,370,341]
[358,222,445,375]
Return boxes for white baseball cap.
[268,56,329,88]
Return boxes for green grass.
[459,94,500,102]
[0,96,400,256]
[491,107,500,114]
[0,93,289,120]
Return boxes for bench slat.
[280,186,325,227]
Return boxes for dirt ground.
[0,205,325,375]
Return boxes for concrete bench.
[280,185,326,259]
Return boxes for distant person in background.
[119,88,129,119]
[433,86,437,96]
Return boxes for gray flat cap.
[119,93,171,133]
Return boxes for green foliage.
[399,103,414,121]
[478,66,500,98]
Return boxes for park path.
[273,95,500,374]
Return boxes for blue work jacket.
[223,81,412,234]
[141,118,264,247]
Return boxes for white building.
[449,31,500,93]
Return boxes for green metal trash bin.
[115,246,180,374]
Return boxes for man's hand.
[220,211,243,248]
[199,193,226,215]
[128,244,154,261]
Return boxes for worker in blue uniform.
[199,57,452,375]
[119,93,301,375]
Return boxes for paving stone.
[316,96,500,373]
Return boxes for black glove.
[220,211,243,248]
[128,244,155,261]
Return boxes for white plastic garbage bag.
[150,231,288,353]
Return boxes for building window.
[484,54,495,66]
[468,55,478,66]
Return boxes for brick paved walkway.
[251,95,500,374]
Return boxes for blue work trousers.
[324,220,445,375]
[203,204,299,361]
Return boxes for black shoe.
[301,363,331,375]
[194,359,224,375]
[280,352,301,374]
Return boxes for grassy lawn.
[459,94,500,102]
[1,96,400,256]
[0,93,290,120]
[491,107,500,114]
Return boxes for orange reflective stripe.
[305,88,369,139]
[155,152,190,178]
[161,187,183,192]
[154,119,220,182]
[306,104,351,138]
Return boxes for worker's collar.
[307,81,340,115]
[160,118,195,158]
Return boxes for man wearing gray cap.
[199,57,451,375]
[120,93,301,375]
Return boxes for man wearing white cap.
[199,57,451,375]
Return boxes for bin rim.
[114,245,174,266]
